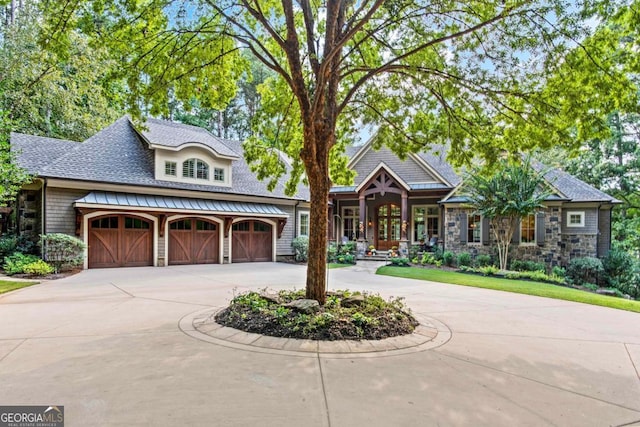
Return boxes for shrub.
[566,257,604,287]
[16,234,39,255]
[22,259,54,276]
[3,253,41,275]
[510,259,545,272]
[336,253,356,264]
[41,233,86,273]
[0,236,17,260]
[432,246,444,261]
[327,242,338,262]
[292,236,309,262]
[602,248,635,289]
[339,242,356,255]
[456,252,472,267]
[390,256,410,266]
[478,266,499,276]
[552,266,566,278]
[475,254,492,267]
[442,250,455,267]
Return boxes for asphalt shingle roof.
[11,133,80,174]
[543,167,619,203]
[140,118,239,159]
[13,116,308,201]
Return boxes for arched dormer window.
[183,158,209,180]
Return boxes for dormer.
[136,118,239,187]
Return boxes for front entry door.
[376,204,400,251]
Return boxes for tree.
[44,0,637,303]
[462,157,551,271]
[0,110,29,208]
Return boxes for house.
[11,116,310,268]
[329,140,619,267]
[12,116,618,270]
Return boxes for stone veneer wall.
[444,206,584,269]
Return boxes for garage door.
[168,218,220,265]
[88,215,153,268]
[232,220,272,263]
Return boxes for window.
[214,167,225,182]
[299,212,309,236]
[521,214,535,244]
[468,213,482,243]
[91,217,118,229]
[170,219,192,230]
[412,206,439,243]
[125,217,150,229]
[182,158,209,180]
[165,161,177,176]
[567,211,585,227]
[342,207,359,241]
[196,220,216,231]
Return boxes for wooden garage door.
[168,219,219,265]
[88,215,153,268]
[232,220,272,263]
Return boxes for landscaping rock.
[342,294,365,307]
[260,292,281,304]
[596,289,619,297]
[284,299,320,313]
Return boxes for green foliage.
[390,257,410,267]
[583,283,599,292]
[336,253,355,265]
[22,259,54,276]
[292,236,309,262]
[41,233,85,273]
[442,251,455,267]
[456,252,472,267]
[463,157,551,271]
[602,249,639,298]
[475,254,493,267]
[552,266,566,278]
[566,257,604,287]
[3,253,40,275]
[510,260,546,273]
[478,266,500,276]
[0,236,17,260]
[0,112,30,206]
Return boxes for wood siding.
[562,207,598,234]
[353,146,438,186]
[45,187,89,234]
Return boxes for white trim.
[407,153,452,187]
[519,214,536,245]
[46,179,304,206]
[354,162,411,193]
[567,211,585,227]
[410,204,439,244]
[229,217,278,263]
[297,210,310,237]
[340,206,361,241]
[149,142,238,161]
[164,215,224,266]
[83,211,158,270]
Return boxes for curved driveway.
[0,262,639,426]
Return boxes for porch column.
[327,200,334,241]
[400,190,409,255]
[359,195,366,240]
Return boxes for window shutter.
[459,212,467,243]
[482,217,490,245]
[512,219,520,244]
[536,212,546,246]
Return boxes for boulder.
[342,294,365,307]
[260,292,281,304]
[596,289,619,297]
[284,299,320,314]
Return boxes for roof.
[140,118,239,159]
[11,133,80,174]
[542,167,620,203]
[12,116,309,202]
[75,191,288,216]
[414,145,462,187]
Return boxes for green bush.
[475,254,492,267]
[478,265,499,276]
[41,233,86,273]
[339,242,356,255]
[16,234,39,255]
[566,257,604,287]
[390,256,410,266]
[552,266,566,278]
[22,259,54,276]
[3,253,41,275]
[432,246,444,261]
[292,236,309,262]
[510,259,545,272]
[602,249,635,293]
[336,253,356,264]
[456,252,472,267]
[0,236,17,260]
[442,251,455,267]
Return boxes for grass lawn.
[377,266,640,313]
[327,263,352,269]
[0,279,39,295]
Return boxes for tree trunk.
[306,168,330,305]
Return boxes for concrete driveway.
[0,262,639,426]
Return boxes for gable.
[352,146,442,187]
